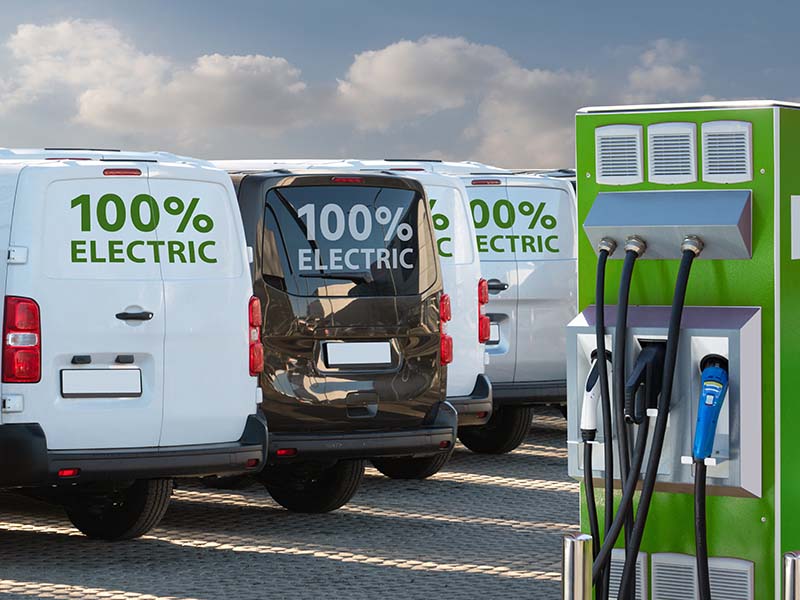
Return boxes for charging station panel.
[566,305,761,497]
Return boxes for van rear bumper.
[0,413,268,487]
[448,374,492,426]
[492,380,567,407]
[267,401,457,463]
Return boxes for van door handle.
[487,279,509,293]
[116,311,154,321]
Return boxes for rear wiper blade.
[298,272,373,283]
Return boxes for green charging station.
[566,100,800,600]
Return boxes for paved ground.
[0,409,578,600]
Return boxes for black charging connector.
[624,341,666,424]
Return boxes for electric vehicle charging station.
[565,100,800,600]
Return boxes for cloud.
[0,21,709,166]
[336,36,515,130]
[625,39,702,103]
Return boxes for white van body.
[213,159,492,426]
[0,149,267,491]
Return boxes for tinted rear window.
[261,185,437,297]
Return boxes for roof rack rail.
[383,158,443,162]
[44,147,121,152]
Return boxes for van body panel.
[5,162,166,449]
[147,166,254,446]
[0,166,22,425]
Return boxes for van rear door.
[9,162,166,450]
[506,181,577,386]
[466,178,518,384]
[147,165,253,446]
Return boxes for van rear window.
[261,185,437,297]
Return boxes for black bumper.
[448,374,492,426]
[267,401,457,463]
[0,413,269,487]
[492,380,567,408]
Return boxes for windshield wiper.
[298,272,374,284]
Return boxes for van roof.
[578,99,800,114]
[0,148,214,167]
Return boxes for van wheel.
[65,479,173,541]
[458,406,534,454]
[370,449,453,479]
[263,460,364,513]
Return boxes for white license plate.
[325,342,392,367]
[489,323,501,343]
[61,369,142,398]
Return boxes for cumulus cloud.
[625,39,702,103]
[0,20,709,166]
[336,36,515,130]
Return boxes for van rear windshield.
[261,185,437,297]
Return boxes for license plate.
[325,342,392,367]
[489,323,501,343]
[61,369,142,398]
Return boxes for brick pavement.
[0,409,578,600]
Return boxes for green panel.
[575,107,776,598]
[779,108,800,556]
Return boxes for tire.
[65,479,173,541]
[370,449,453,479]
[201,475,254,490]
[264,460,364,513]
[458,405,534,454]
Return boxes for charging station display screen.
[262,185,437,297]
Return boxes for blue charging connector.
[692,355,730,461]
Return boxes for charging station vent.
[608,549,647,600]
[648,122,697,184]
[596,124,643,185]
[702,120,753,184]
[651,553,754,600]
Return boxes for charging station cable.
[618,236,704,599]
[581,349,612,562]
[594,237,616,600]
[692,354,729,600]
[614,236,646,553]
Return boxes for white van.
[0,149,267,539]
[213,159,492,429]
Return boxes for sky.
[0,0,795,168]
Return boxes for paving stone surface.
[0,409,578,600]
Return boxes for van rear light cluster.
[478,279,490,344]
[248,296,264,376]
[2,296,41,383]
[439,292,453,366]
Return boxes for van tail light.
[440,293,452,323]
[2,296,41,383]
[440,322,453,366]
[478,279,490,344]
[248,296,264,376]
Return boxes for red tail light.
[248,296,264,376]
[478,279,489,306]
[471,179,501,185]
[331,176,364,184]
[440,293,452,323]
[58,468,80,478]
[103,168,141,176]
[3,297,41,383]
[478,279,490,344]
[440,323,453,366]
[479,315,491,344]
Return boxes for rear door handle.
[487,279,509,293]
[116,311,154,321]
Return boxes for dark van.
[230,171,457,512]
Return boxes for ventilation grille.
[608,549,647,600]
[596,124,643,185]
[702,121,753,184]
[648,122,697,184]
[651,553,754,600]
